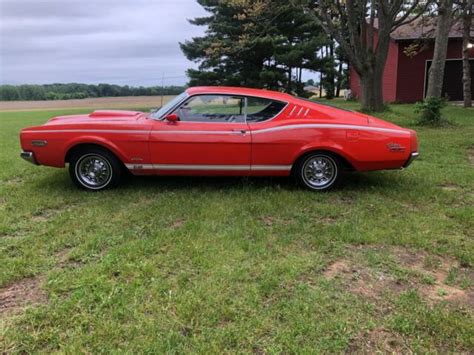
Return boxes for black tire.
[68,147,122,191]
[294,152,342,191]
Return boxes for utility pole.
[160,72,164,107]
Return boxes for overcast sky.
[0,0,207,86]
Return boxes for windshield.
[150,92,188,119]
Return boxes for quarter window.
[174,95,245,123]
[246,97,286,123]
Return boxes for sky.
[0,0,208,86]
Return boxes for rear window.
[246,97,286,122]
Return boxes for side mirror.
[164,113,178,122]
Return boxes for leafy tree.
[17,85,46,100]
[0,85,20,101]
[302,0,432,111]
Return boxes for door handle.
[231,129,246,135]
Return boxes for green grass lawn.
[1,101,473,353]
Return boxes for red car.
[20,86,418,191]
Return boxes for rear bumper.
[403,152,419,168]
[20,151,39,165]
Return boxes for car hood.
[44,110,145,125]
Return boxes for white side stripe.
[22,129,149,134]
[148,124,409,135]
[125,164,292,171]
[250,124,410,135]
[23,124,409,136]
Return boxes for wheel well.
[65,143,120,164]
[292,149,355,174]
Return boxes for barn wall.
[396,39,473,103]
[349,37,399,102]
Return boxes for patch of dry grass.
[0,95,176,112]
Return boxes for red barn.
[349,19,474,103]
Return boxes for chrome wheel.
[302,155,337,189]
[75,154,112,189]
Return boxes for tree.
[0,84,187,101]
[181,0,328,93]
[0,85,20,101]
[461,0,473,107]
[320,43,337,98]
[302,0,430,111]
[426,0,455,98]
[334,45,349,97]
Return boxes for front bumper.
[403,152,419,168]
[20,151,39,165]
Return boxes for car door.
[149,94,251,174]
[245,96,294,175]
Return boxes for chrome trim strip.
[403,152,419,168]
[251,165,292,171]
[156,164,251,171]
[32,140,48,147]
[160,93,289,124]
[125,164,154,170]
[151,130,236,135]
[125,164,292,171]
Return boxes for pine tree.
[181,0,328,93]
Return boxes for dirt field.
[0,96,176,112]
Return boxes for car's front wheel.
[69,147,122,191]
[295,152,341,191]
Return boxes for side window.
[175,95,245,123]
[246,97,286,123]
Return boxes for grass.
[0,101,473,352]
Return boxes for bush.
[414,97,447,126]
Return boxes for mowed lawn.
[0,101,473,353]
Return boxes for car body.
[19,86,419,191]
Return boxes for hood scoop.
[89,110,142,118]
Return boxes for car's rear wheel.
[69,147,121,191]
[295,152,341,191]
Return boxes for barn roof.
[374,17,472,41]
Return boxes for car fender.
[293,142,362,171]
[63,135,128,165]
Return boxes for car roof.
[186,86,294,102]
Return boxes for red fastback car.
[20,86,419,191]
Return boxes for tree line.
[0,83,186,101]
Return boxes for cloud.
[0,0,207,85]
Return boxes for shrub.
[414,97,447,126]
